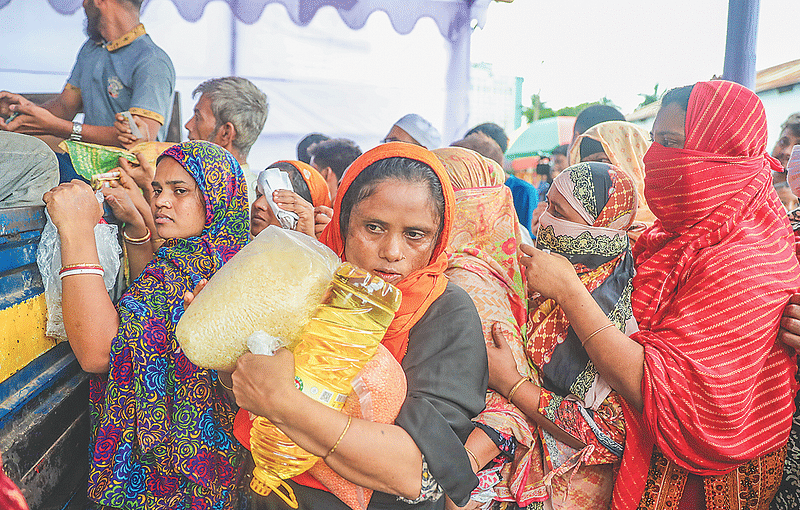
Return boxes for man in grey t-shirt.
[0,0,174,148]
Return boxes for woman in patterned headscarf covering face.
[486,161,636,508]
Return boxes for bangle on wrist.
[324,416,352,459]
[59,267,104,279]
[464,447,479,469]
[60,263,103,273]
[582,323,616,348]
[507,376,528,404]
[124,226,151,245]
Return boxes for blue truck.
[0,206,93,510]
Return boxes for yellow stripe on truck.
[0,294,55,383]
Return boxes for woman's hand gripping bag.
[176,225,341,371]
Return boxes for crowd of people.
[2,1,800,510]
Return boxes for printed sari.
[88,141,250,509]
[435,147,541,506]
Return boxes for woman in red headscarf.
[229,142,488,509]
[517,80,800,509]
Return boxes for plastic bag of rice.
[176,225,341,371]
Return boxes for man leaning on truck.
[0,0,175,149]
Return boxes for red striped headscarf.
[613,80,800,509]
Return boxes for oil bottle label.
[295,373,349,411]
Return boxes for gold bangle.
[218,377,233,391]
[506,376,528,404]
[325,416,352,459]
[60,263,103,271]
[464,447,479,469]
[582,323,616,347]
[124,226,151,245]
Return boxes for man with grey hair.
[185,76,268,204]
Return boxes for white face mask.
[787,145,800,197]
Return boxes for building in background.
[627,59,800,149]
[469,62,523,139]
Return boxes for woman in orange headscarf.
[250,160,332,239]
[230,143,488,510]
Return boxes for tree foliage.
[522,94,620,124]
[637,84,660,109]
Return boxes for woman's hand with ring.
[519,243,582,302]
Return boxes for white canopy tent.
[0,0,493,166]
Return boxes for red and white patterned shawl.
[612,80,800,509]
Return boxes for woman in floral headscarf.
[434,147,538,508]
[44,140,250,508]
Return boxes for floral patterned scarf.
[436,147,540,506]
[88,141,250,509]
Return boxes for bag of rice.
[176,226,341,371]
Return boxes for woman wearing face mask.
[43,140,249,508]
[486,161,636,509]
[517,81,800,509]
[569,120,655,241]
[230,143,488,509]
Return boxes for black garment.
[249,282,488,509]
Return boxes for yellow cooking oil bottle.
[249,262,402,508]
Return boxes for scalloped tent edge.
[0,0,494,143]
[18,0,491,41]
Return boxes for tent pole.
[443,3,472,145]
[721,0,760,89]
[230,10,238,76]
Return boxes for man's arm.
[42,85,83,120]
[0,89,160,147]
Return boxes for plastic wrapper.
[175,225,340,372]
[36,191,122,340]
[58,140,173,180]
